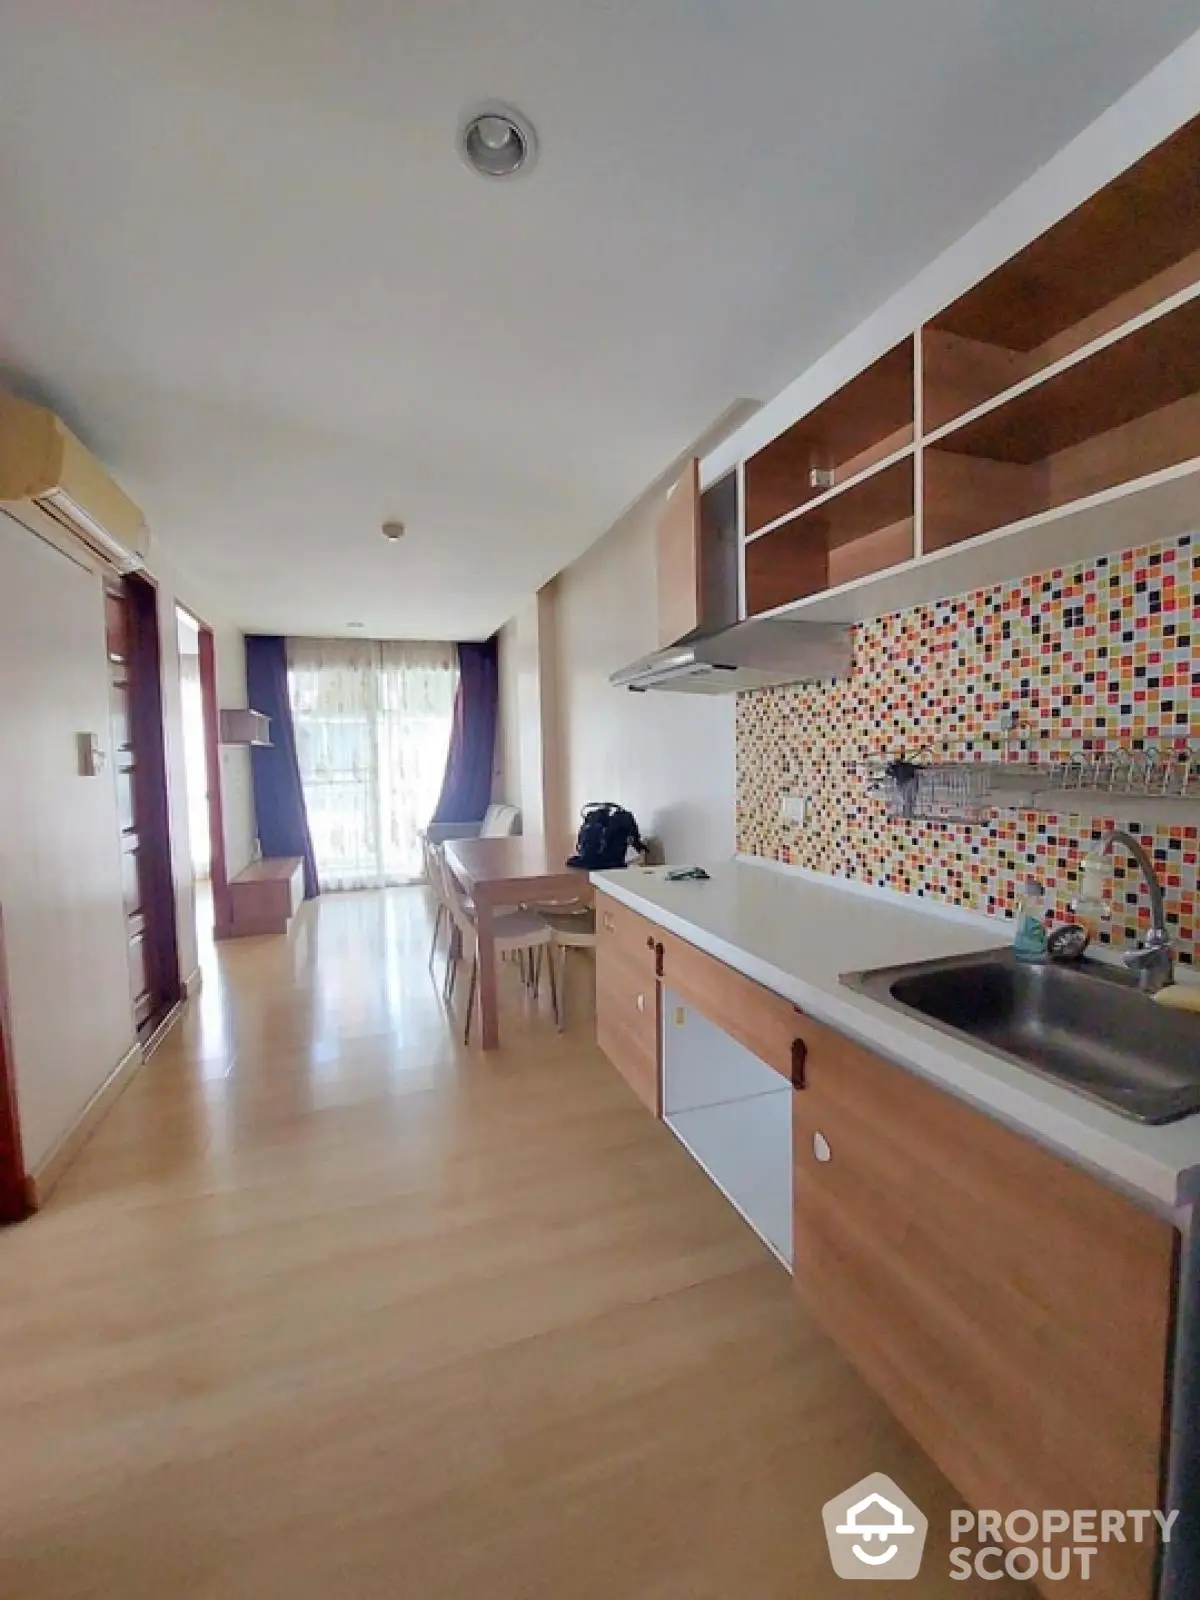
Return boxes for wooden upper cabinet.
[724,110,1200,622]
[793,1030,1177,1600]
[656,458,703,648]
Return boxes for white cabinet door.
[662,990,792,1267]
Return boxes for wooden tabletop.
[442,836,588,1050]
[443,835,585,895]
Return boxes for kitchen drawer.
[659,928,805,1082]
[596,892,662,974]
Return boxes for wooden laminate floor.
[0,887,1027,1598]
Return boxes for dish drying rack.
[861,744,1200,824]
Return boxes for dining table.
[442,835,592,1049]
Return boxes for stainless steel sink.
[842,949,1200,1124]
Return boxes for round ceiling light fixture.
[381,519,406,542]
[457,103,538,179]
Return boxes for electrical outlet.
[781,794,809,826]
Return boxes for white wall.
[493,615,522,809]
[550,496,735,862]
[149,545,255,979]
[512,600,546,836]
[0,512,136,1170]
[492,596,555,836]
[0,511,253,1172]
[493,587,571,840]
[212,621,255,878]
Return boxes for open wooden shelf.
[744,338,914,536]
[718,106,1200,631]
[924,291,1200,551]
[768,464,1200,625]
[744,454,914,616]
[924,114,1200,432]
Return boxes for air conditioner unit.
[0,396,150,575]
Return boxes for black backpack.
[567,802,644,870]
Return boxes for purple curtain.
[245,635,320,898]
[431,637,499,825]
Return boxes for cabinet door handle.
[812,1130,832,1163]
[602,911,615,932]
[791,1037,808,1089]
[636,992,646,1014]
[654,940,664,977]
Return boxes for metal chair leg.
[555,944,567,1032]
[428,903,446,971]
[464,954,478,1045]
[532,945,542,999]
[547,942,560,1029]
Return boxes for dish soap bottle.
[1013,877,1048,963]
[1071,850,1110,944]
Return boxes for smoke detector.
[457,103,539,179]
[381,520,406,542]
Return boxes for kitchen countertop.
[592,856,1200,1214]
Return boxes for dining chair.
[422,801,521,848]
[440,859,558,1043]
[478,802,520,838]
[427,844,477,986]
[423,836,450,971]
[541,905,597,1032]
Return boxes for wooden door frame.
[0,906,29,1223]
[123,572,183,1028]
[177,605,232,938]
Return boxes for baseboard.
[23,1039,144,1210]
[183,966,203,1000]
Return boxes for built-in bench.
[227,857,305,937]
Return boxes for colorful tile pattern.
[736,534,1200,965]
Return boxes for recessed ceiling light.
[457,103,538,179]
[381,519,406,542]
[347,621,365,629]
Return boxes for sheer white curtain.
[287,639,458,891]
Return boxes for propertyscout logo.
[822,1475,928,1580]
[822,1474,1180,1582]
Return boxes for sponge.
[1153,985,1200,1013]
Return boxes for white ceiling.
[1,3,1196,640]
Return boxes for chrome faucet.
[1098,829,1175,993]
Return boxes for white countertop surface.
[592,856,1200,1214]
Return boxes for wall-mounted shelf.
[924,115,1200,431]
[219,708,271,747]
[753,458,1200,626]
[863,746,1200,826]
[925,290,1200,552]
[743,338,914,537]
[722,109,1200,627]
[745,453,914,618]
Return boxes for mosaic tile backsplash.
[736,533,1200,966]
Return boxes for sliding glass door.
[288,639,457,891]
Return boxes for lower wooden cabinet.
[595,893,661,1114]
[593,894,1181,1600]
[792,1026,1177,1600]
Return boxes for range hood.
[610,617,851,695]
